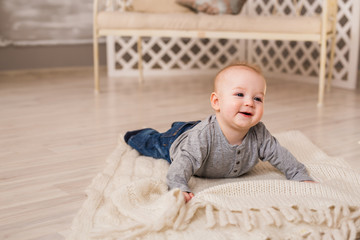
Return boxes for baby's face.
[213,66,266,131]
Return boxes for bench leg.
[318,38,327,107]
[93,35,100,94]
[138,37,144,83]
[327,33,336,92]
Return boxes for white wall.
[358,15,360,87]
[0,0,93,46]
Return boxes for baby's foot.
[124,129,144,143]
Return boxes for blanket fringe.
[88,176,360,240]
[87,175,360,240]
[90,202,360,240]
[180,202,360,240]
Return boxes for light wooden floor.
[0,67,359,240]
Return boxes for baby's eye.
[254,97,263,102]
[236,93,244,97]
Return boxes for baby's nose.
[244,97,254,106]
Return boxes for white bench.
[93,0,337,106]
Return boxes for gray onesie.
[167,114,313,192]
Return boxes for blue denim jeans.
[125,121,200,163]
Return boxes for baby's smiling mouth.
[240,111,253,116]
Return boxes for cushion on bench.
[97,12,329,35]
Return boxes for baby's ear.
[210,92,220,111]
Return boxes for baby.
[125,62,313,203]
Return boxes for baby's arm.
[166,155,196,193]
[258,126,313,181]
[267,144,313,181]
[166,146,207,200]
[166,157,198,203]
[166,124,209,201]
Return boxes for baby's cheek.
[230,101,241,110]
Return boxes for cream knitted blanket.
[67,131,360,240]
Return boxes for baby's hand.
[182,192,194,203]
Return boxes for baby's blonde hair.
[214,62,265,92]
